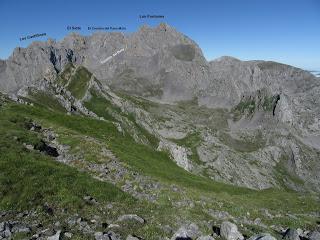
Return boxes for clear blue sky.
[0,0,319,70]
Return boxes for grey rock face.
[0,222,4,232]
[283,228,300,240]
[157,140,193,171]
[220,221,244,240]
[308,231,320,240]
[0,24,209,103]
[170,44,196,61]
[206,58,315,106]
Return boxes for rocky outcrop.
[171,223,201,240]
[220,221,244,240]
[158,140,193,171]
[116,214,145,224]
[283,228,300,240]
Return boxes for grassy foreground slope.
[0,94,319,238]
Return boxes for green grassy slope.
[56,62,75,86]
[0,107,134,211]
[83,89,120,121]
[67,66,92,99]
[27,90,67,113]
[0,92,319,238]
[84,89,159,147]
[6,102,319,209]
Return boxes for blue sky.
[0,0,319,70]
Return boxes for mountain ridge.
[1,24,316,103]
[2,24,319,136]
[0,23,320,193]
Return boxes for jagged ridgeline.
[0,24,319,240]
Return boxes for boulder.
[3,229,12,238]
[95,231,121,240]
[0,222,5,232]
[117,214,145,224]
[283,228,300,240]
[220,221,243,240]
[41,228,56,236]
[0,222,12,239]
[64,232,73,238]
[94,232,103,240]
[107,231,121,240]
[83,195,98,205]
[47,230,61,240]
[171,223,201,240]
[296,228,303,236]
[308,231,320,240]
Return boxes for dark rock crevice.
[272,94,280,116]
[34,140,59,157]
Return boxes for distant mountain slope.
[1,24,319,133]
[0,24,320,193]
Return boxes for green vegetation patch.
[5,103,253,195]
[175,99,229,130]
[111,69,163,97]
[171,132,203,165]
[0,108,133,211]
[84,89,120,121]
[126,112,159,148]
[84,89,159,147]
[117,91,158,111]
[219,131,265,153]
[67,66,92,99]
[234,99,256,114]
[56,62,75,86]
[232,93,281,120]
[170,44,196,61]
[27,90,66,113]
[262,95,280,112]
